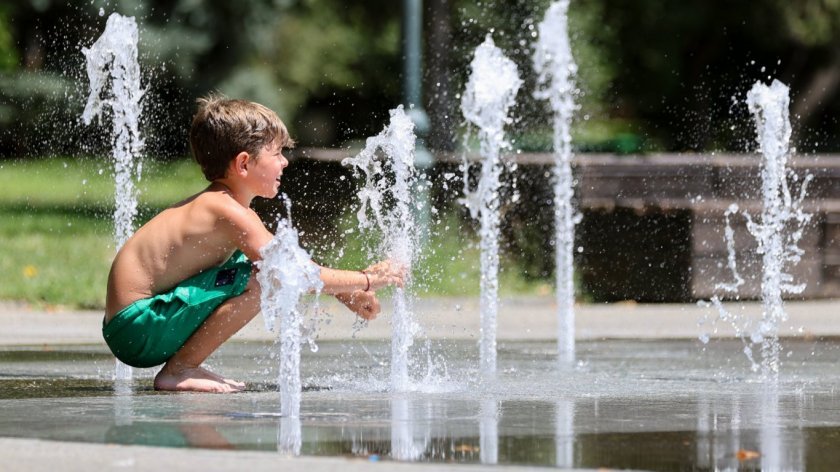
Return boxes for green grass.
[0,157,205,207]
[0,157,206,308]
[0,157,550,309]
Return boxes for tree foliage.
[588,0,840,151]
[0,6,18,72]
[1,0,840,158]
[266,0,402,145]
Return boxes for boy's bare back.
[105,185,263,322]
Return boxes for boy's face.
[248,140,289,198]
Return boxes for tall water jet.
[257,197,323,427]
[82,13,144,250]
[704,80,812,379]
[391,397,426,460]
[745,80,812,379]
[533,0,580,365]
[278,416,302,456]
[460,36,522,377]
[82,13,145,381]
[554,399,575,467]
[343,106,419,391]
[479,399,499,464]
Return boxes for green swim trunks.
[102,250,252,368]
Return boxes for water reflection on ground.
[2,338,840,470]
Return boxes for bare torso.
[104,187,263,322]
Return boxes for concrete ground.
[0,436,574,472]
[3,296,840,346]
[2,296,839,471]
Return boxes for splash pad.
[4,327,840,470]
[6,3,840,471]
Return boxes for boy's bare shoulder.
[186,190,256,221]
[186,189,272,261]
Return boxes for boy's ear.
[232,151,250,176]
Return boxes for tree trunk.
[425,0,456,151]
[791,48,840,125]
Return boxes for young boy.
[102,95,404,393]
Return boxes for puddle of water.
[3,338,840,469]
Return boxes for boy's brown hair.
[189,94,294,181]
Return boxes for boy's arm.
[317,260,404,295]
[216,197,405,293]
[215,198,275,262]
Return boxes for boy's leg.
[155,268,261,393]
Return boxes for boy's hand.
[363,259,407,290]
[335,290,381,320]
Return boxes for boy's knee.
[244,267,261,295]
[226,269,261,317]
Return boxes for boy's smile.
[251,141,289,198]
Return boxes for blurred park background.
[1,0,839,308]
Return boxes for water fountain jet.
[460,35,522,377]
[533,0,580,365]
[703,79,812,380]
[81,12,145,382]
[745,80,813,379]
[257,197,323,427]
[343,106,420,392]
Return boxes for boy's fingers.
[359,303,378,320]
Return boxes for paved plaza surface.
[3,296,840,471]
[3,296,840,346]
[0,436,574,472]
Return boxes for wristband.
[361,270,371,292]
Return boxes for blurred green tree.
[0,5,17,72]
[265,0,402,147]
[775,0,840,136]
[590,0,840,151]
[2,0,840,158]
[0,0,300,157]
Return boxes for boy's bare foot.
[154,364,245,393]
[196,366,246,389]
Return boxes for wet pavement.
[6,297,840,470]
[7,297,840,345]
[4,334,840,470]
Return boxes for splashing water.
[82,13,144,251]
[746,80,812,379]
[533,0,580,366]
[257,196,323,421]
[343,106,420,392]
[391,398,426,460]
[460,36,522,377]
[702,80,812,380]
[82,13,145,381]
[278,416,301,456]
[479,399,499,464]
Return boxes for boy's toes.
[212,382,237,393]
[224,378,246,389]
